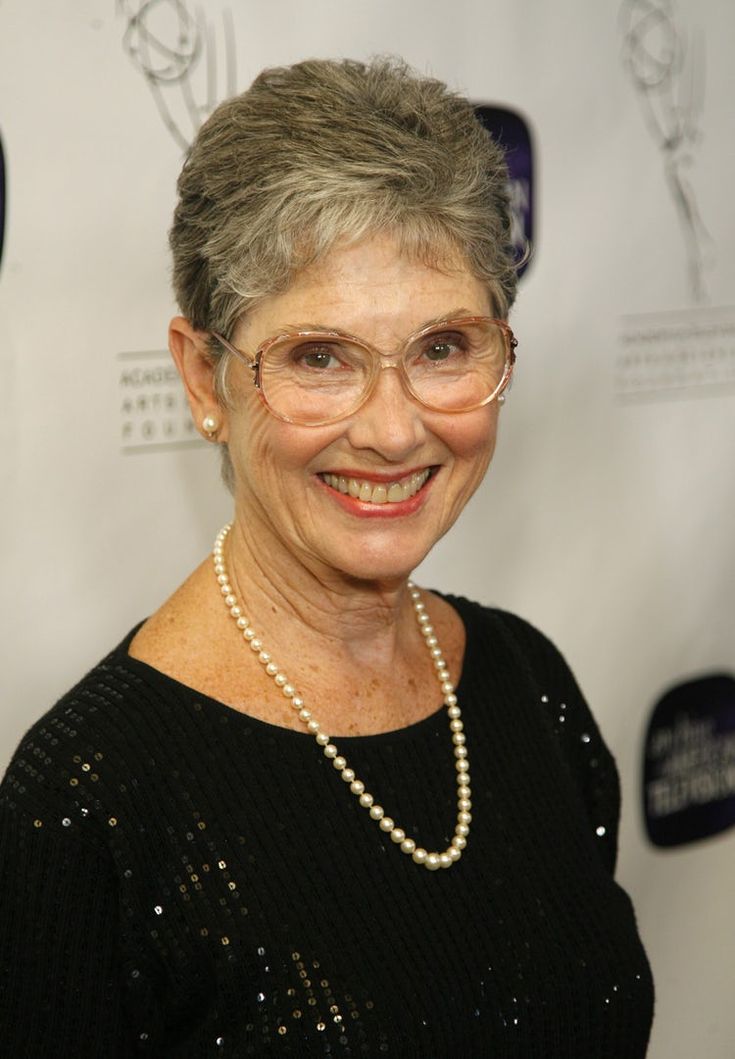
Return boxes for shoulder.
[0,628,192,832]
[443,593,580,688]
[445,594,622,872]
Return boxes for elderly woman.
[0,58,653,1056]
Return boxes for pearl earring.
[202,414,219,439]
[497,394,506,405]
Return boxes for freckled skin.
[134,233,502,735]
[221,233,499,586]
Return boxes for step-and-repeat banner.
[1,2,733,1055]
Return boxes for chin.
[324,539,433,586]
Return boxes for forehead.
[236,233,492,346]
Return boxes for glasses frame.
[211,315,517,427]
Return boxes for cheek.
[225,398,340,487]
[443,408,499,467]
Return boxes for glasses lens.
[257,321,511,424]
[260,334,371,424]
[405,321,509,411]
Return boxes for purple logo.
[0,133,5,274]
[643,674,735,847]
[474,105,534,278]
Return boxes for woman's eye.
[295,345,341,370]
[425,342,454,362]
[421,333,466,362]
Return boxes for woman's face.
[222,233,501,583]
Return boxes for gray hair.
[169,56,518,483]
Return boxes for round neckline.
[118,592,477,746]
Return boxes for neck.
[224,513,417,669]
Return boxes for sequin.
[596,826,607,837]
[33,819,43,828]
[154,905,163,915]
[581,733,591,743]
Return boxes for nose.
[344,362,427,460]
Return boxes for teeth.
[321,469,431,504]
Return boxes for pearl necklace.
[213,524,471,870]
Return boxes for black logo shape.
[644,673,735,847]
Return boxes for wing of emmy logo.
[619,0,714,304]
[117,0,237,151]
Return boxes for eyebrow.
[278,309,477,337]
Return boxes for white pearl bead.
[213,524,470,872]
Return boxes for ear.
[169,316,229,443]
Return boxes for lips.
[318,468,432,504]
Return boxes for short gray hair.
[169,57,518,483]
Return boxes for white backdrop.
[1,2,734,1056]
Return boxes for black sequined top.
[0,597,654,1057]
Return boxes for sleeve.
[494,610,622,876]
[0,801,136,1057]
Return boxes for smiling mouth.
[318,468,433,504]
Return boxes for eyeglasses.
[211,316,517,427]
